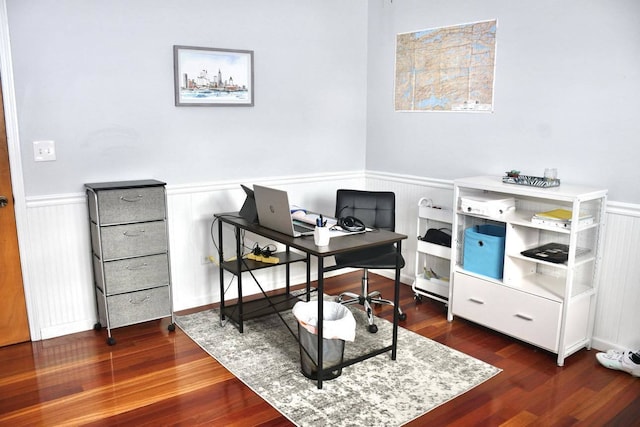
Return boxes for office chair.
[327,189,407,333]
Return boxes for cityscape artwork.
[174,45,254,106]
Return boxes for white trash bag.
[292,300,356,342]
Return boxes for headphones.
[338,215,366,232]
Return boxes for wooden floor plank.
[1,272,639,426]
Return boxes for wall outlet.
[33,140,56,162]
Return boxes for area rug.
[176,299,500,426]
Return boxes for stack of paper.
[531,208,593,228]
[423,268,450,286]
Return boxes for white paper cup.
[313,226,330,246]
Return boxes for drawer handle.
[515,313,534,321]
[123,229,145,237]
[129,295,150,305]
[120,195,143,203]
[469,297,485,305]
[126,263,148,271]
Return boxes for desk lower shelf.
[220,252,307,275]
[221,292,305,324]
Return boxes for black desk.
[215,212,407,389]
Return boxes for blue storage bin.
[463,224,506,279]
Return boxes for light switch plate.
[33,140,56,161]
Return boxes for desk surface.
[215,212,407,257]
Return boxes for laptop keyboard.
[293,222,314,233]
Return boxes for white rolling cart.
[412,198,453,304]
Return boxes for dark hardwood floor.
[1,272,639,426]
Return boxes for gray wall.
[7,0,640,202]
[366,0,640,203]
[7,0,368,196]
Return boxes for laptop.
[238,184,258,223]
[253,185,315,237]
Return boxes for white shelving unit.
[448,176,607,366]
[412,198,453,304]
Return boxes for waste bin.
[292,301,356,381]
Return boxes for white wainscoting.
[24,173,365,340]
[591,202,640,351]
[23,172,640,353]
[25,195,96,339]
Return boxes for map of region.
[395,20,497,112]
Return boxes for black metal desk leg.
[235,226,244,333]
[306,253,311,301]
[316,256,324,389]
[285,246,291,295]
[218,219,225,323]
[392,240,402,360]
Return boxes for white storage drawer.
[89,186,165,224]
[452,272,561,351]
[93,253,170,295]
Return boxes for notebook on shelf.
[521,242,590,264]
[531,208,594,228]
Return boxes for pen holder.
[313,226,330,246]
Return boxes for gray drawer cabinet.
[86,180,174,345]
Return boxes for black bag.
[421,228,451,247]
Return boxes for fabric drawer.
[452,272,561,351]
[103,286,171,328]
[91,187,165,224]
[94,221,167,260]
[94,253,170,295]
[463,224,506,279]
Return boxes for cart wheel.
[93,322,102,331]
[107,337,116,346]
[168,323,175,332]
[368,324,378,333]
[399,312,407,321]
[414,293,423,303]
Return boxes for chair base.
[336,270,406,333]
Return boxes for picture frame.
[173,45,254,107]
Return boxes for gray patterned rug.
[176,298,500,426]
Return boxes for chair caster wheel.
[168,323,175,332]
[93,322,102,331]
[399,312,407,321]
[107,337,116,346]
[368,324,378,333]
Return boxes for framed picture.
[173,45,254,107]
